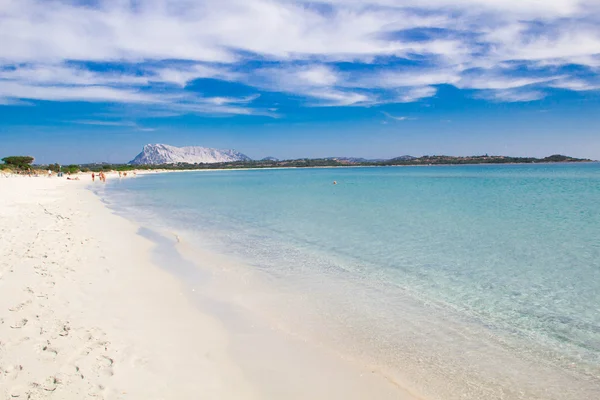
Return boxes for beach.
[0,175,259,399]
[0,174,416,400]
[2,165,600,400]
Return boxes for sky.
[1,0,600,164]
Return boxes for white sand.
[0,174,416,400]
[0,176,256,399]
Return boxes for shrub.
[2,156,34,169]
[62,164,80,174]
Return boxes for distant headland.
[115,153,589,171]
[125,144,592,169]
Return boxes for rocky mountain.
[261,156,279,161]
[129,144,251,165]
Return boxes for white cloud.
[0,0,599,111]
[311,0,590,17]
[0,64,149,86]
[204,94,260,105]
[476,88,547,102]
[397,86,438,103]
[296,66,339,86]
[0,81,159,103]
[71,120,139,127]
[548,78,600,91]
[305,89,371,106]
[150,64,236,87]
[381,111,408,121]
[349,69,461,89]
[71,119,157,131]
[456,70,563,90]
[245,64,371,106]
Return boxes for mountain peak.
[129,144,251,165]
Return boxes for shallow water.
[102,164,600,399]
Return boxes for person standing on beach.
[47,169,52,178]
[91,172,95,182]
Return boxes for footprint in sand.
[2,364,24,380]
[41,341,59,357]
[7,386,27,399]
[96,355,115,376]
[58,323,71,337]
[88,383,106,398]
[41,376,60,392]
[8,300,32,312]
[25,376,61,400]
[10,318,28,329]
[74,365,85,380]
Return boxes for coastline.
[2,160,597,183]
[4,168,599,400]
[122,160,600,175]
[0,177,256,399]
[0,175,417,399]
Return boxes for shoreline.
[4,170,600,399]
[0,175,418,399]
[0,177,256,399]
[2,160,598,181]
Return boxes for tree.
[2,156,35,169]
[62,165,80,174]
[48,163,61,173]
[543,154,569,162]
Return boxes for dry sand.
[0,175,256,399]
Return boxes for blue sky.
[1,0,600,163]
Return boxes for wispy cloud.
[71,120,138,127]
[0,0,599,114]
[70,120,157,131]
[475,88,547,102]
[381,111,409,121]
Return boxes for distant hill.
[389,155,416,161]
[116,149,591,170]
[326,157,389,163]
[129,144,251,165]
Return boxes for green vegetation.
[47,163,61,173]
[1,156,35,170]
[378,154,590,166]
[45,163,80,174]
[75,154,591,172]
[61,165,81,174]
[1,154,592,175]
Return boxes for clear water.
[103,164,600,399]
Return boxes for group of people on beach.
[91,171,136,182]
[92,171,107,182]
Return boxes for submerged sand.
[0,175,415,399]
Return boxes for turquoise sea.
[103,163,600,399]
